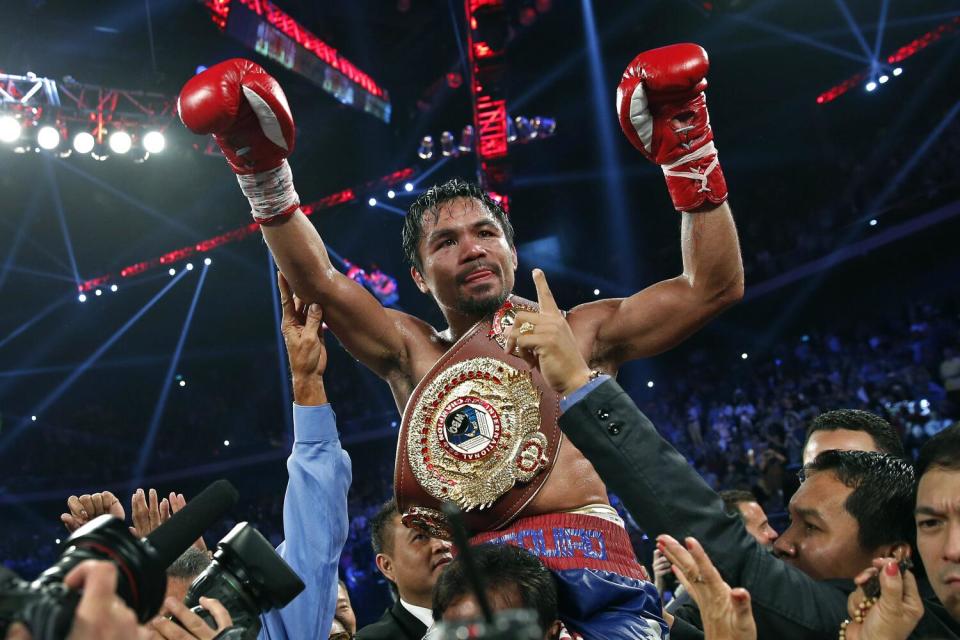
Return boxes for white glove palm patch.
[241,85,289,151]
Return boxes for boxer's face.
[412,197,517,319]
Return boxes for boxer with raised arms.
[179,43,743,638]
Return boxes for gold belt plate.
[407,356,549,512]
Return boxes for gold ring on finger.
[518,322,535,335]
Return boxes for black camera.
[0,516,167,639]
[0,478,238,640]
[181,522,304,638]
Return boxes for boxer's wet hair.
[806,409,904,458]
[402,178,514,272]
[804,450,915,551]
[432,543,558,631]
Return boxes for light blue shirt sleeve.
[259,403,352,640]
[558,375,611,414]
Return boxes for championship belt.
[394,296,563,539]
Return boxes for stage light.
[532,116,557,138]
[95,289,103,296]
[387,189,396,199]
[168,268,176,276]
[513,116,532,141]
[0,115,21,143]
[391,420,398,428]
[143,130,165,154]
[108,130,132,154]
[37,126,61,150]
[593,288,600,296]
[31,416,36,422]
[459,125,474,152]
[55,538,60,545]
[893,67,903,76]
[368,197,377,207]
[417,135,434,160]
[224,439,230,446]
[204,258,212,266]
[869,218,878,226]
[865,81,878,92]
[78,294,87,302]
[186,262,194,271]
[195,65,208,75]
[110,284,118,292]
[647,380,654,388]
[73,132,95,154]
[878,74,889,84]
[179,380,186,387]
[741,352,749,360]
[404,182,414,192]
[440,131,457,157]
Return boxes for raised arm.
[568,43,743,369]
[571,202,742,367]
[178,59,409,378]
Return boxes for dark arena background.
[1,0,959,631]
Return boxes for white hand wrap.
[236,160,300,222]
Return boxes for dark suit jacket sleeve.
[558,379,849,637]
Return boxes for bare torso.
[384,309,610,518]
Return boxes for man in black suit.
[356,499,453,640]
[502,269,922,639]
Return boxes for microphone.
[145,479,240,568]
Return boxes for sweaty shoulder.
[566,298,623,372]
[384,309,449,375]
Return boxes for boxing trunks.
[471,508,668,640]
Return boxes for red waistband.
[468,512,648,582]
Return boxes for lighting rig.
[0,72,176,161]
[416,115,557,160]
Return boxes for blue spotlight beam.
[130,263,210,490]
[4,265,78,283]
[0,190,46,293]
[373,202,408,217]
[268,253,294,447]
[866,97,960,220]
[44,157,82,287]
[832,0,875,60]
[732,14,870,64]
[412,156,451,188]
[0,295,72,351]
[580,0,635,287]
[873,0,891,61]
[53,157,199,240]
[447,0,468,77]
[0,269,189,456]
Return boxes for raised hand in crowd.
[150,596,234,640]
[278,271,328,405]
[60,491,125,533]
[132,489,207,552]
[657,534,757,640]
[652,547,673,597]
[840,558,924,640]
[60,488,205,551]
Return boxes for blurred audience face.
[329,616,351,640]
[737,500,779,548]
[336,581,357,634]
[774,471,879,580]
[802,430,877,466]
[376,514,453,606]
[915,465,960,621]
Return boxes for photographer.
[4,561,149,640]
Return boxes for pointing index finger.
[532,269,559,315]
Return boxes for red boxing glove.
[178,59,299,221]
[616,43,728,212]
